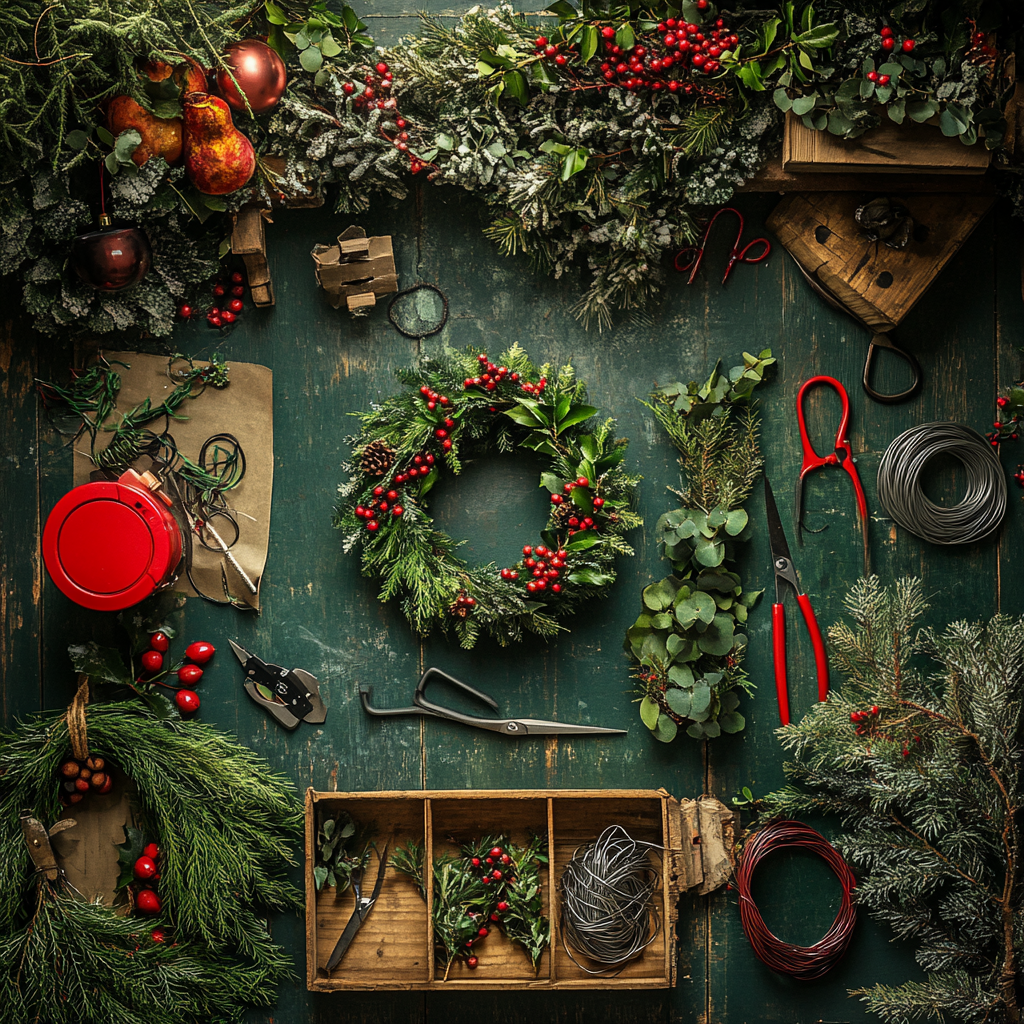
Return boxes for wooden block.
[740,156,997,195]
[783,111,991,175]
[767,191,994,331]
[231,205,275,308]
[305,788,732,992]
[346,292,376,313]
[339,237,371,258]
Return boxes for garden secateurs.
[230,640,327,730]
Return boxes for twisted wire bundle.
[877,422,1007,545]
[558,825,662,974]
[737,820,857,980]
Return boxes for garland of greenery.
[333,344,640,648]
[627,350,774,742]
[760,577,1024,1024]
[0,696,302,1024]
[391,834,549,978]
[1,1,1019,338]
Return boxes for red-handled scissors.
[764,477,829,726]
[674,207,771,285]
[795,376,870,576]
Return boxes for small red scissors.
[795,376,870,575]
[674,207,771,285]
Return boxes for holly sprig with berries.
[391,835,549,978]
[333,344,641,648]
[761,576,1024,1024]
[627,350,774,743]
[989,378,1024,492]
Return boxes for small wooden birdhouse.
[311,226,398,314]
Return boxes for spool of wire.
[558,825,661,974]
[737,820,856,980]
[876,422,1007,546]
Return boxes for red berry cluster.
[58,753,114,806]
[850,705,921,757]
[965,24,997,66]
[590,14,735,94]
[532,34,579,68]
[987,396,1021,455]
[178,270,246,328]
[877,24,915,54]
[343,61,397,111]
[503,543,567,594]
[464,354,521,392]
[133,841,164,918]
[355,481,410,530]
[463,845,517,969]
[139,632,214,714]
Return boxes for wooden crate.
[782,111,991,175]
[305,788,734,991]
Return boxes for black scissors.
[325,844,389,972]
[360,667,627,737]
[674,207,771,285]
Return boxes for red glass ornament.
[69,216,151,292]
[216,39,288,115]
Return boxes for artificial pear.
[182,92,256,195]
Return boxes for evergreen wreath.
[761,577,1024,1024]
[333,344,641,648]
[0,689,303,1024]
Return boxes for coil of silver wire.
[876,422,1007,546]
[558,824,662,974]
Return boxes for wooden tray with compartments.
[305,788,734,991]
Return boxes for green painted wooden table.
[2,15,1023,1017]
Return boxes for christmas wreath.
[333,344,641,648]
[0,683,302,1024]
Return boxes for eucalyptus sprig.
[627,350,774,743]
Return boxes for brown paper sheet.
[73,351,273,611]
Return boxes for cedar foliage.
[0,700,303,1024]
[762,578,1024,1024]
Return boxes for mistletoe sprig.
[627,350,774,742]
[391,834,549,977]
[333,344,640,648]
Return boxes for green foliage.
[768,2,1010,144]
[627,350,775,742]
[762,577,1024,1024]
[332,344,641,648]
[314,809,370,892]
[0,699,303,1024]
[391,834,549,977]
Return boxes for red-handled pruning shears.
[764,476,829,726]
[795,375,870,577]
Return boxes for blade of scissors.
[511,719,628,736]
[764,477,793,563]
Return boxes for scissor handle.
[796,376,851,471]
[735,237,771,266]
[415,668,500,715]
[863,333,923,404]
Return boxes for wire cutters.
[325,844,389,972]
[765,477,829,726]
[229,640,328,731]
[360,667,627,737]
[674,207,771,285]
[795,375,870,576]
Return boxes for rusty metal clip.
[21,811,77,881]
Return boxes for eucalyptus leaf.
[665,688,691,718]
[639,695,661,730]
[653,714,678,743]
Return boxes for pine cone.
[550,503,572,529]
[360,439,394,476]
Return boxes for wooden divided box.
[305,789,734,991]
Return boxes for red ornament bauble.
[216,40,287,115]
[69,215,151,292]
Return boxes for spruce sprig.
[762,577,1024,1024]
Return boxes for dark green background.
[2,8,1023,1018]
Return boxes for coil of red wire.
[736,819,857,980]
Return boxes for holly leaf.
[115,826,146,891]
[68,643,132,687]
[504,70,528,106]
[540,472,563,494]
[556,404,597,430]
